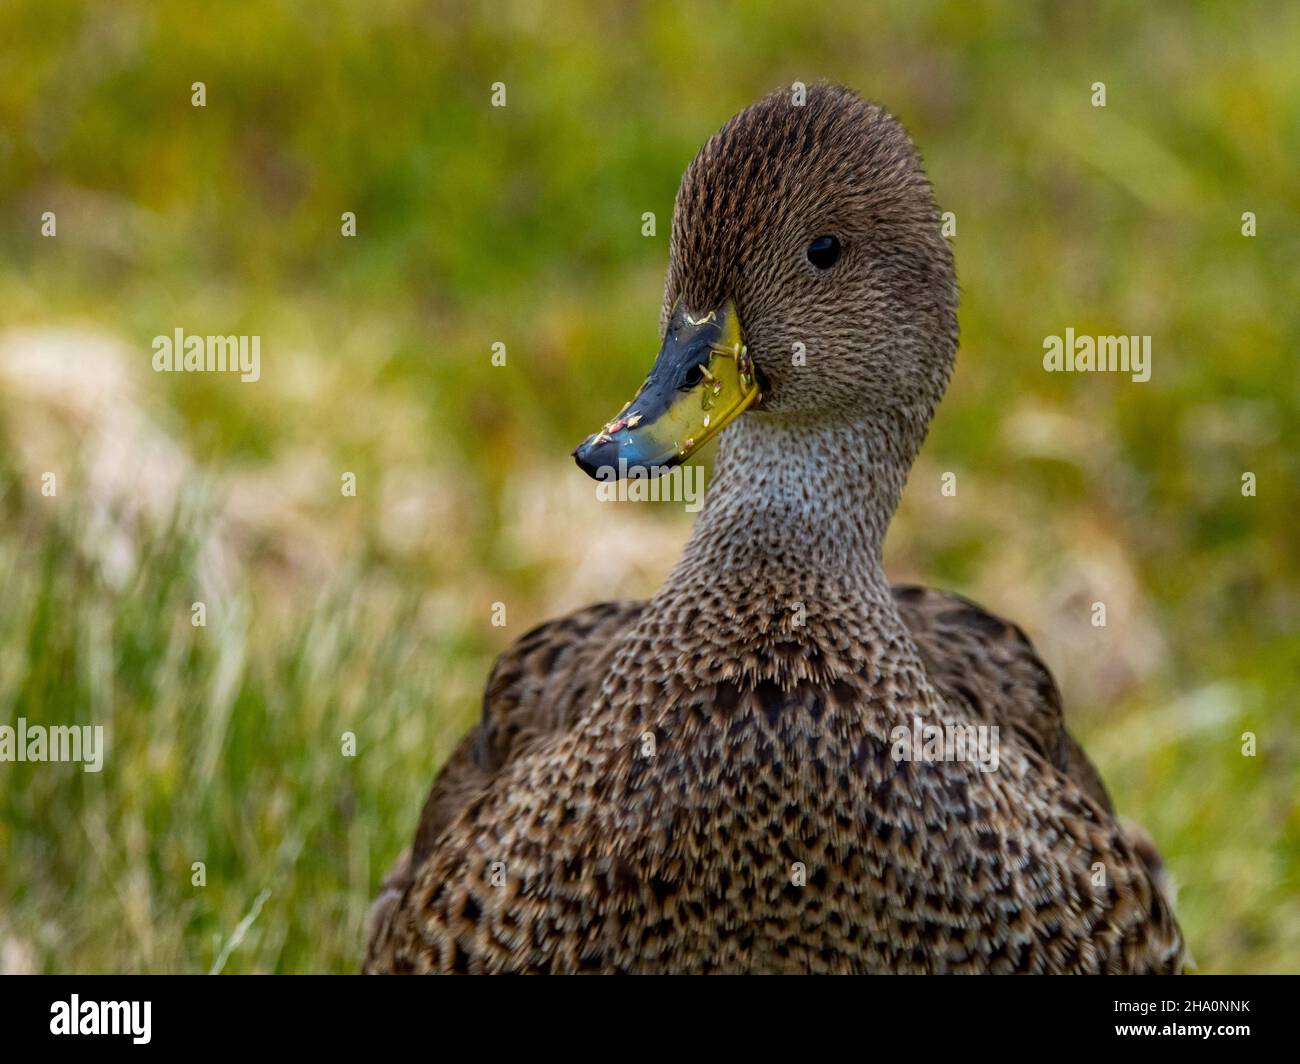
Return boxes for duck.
[364,83,1184,974]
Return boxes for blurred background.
[0,0,1296,973]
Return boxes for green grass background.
[0,0,1296,973]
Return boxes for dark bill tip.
[572,432,680,480]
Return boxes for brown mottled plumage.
[366,84,1182,973]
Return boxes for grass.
[0,0,1297,972]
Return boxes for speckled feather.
[365,85,1182,974]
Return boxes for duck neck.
[669,413,911,606]
[642,409,946,701]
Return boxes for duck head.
[573,83,957,481]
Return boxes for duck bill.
[573,300,760,480]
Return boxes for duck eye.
[806,235,841,269]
